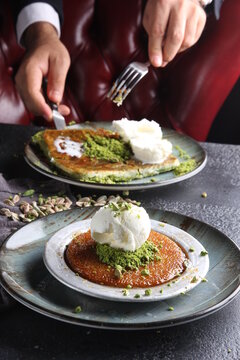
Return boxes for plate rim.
[24,125,207,191]
[43,218,209,302]
[0,208,239,330]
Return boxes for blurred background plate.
[24,123,207,191]
[0,207,239,330]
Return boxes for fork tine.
[109,68,138,100]
[121,73,143,101]
[107,66,132,98]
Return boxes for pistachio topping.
[191,276,198,283]
[145,289,152,296]
[74,306,82,313]
[141,269,150,276]
[96,240,159,272]
[173,159,197,176]
[122,289,129,296]
[200,250,208,256]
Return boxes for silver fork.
[107,61,150,106]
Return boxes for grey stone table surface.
[0,124,239,360]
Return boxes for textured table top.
[0,124,239,360]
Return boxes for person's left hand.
[143,0,207,67]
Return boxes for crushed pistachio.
[141,269,150,276]
[83,133,132,163]
[134,293,140,299]
[191,276,198,283]
[200,250,208,256]
[68,120,76,126]
[122,190,129,197]
[173,159,197,177]
[168,306,174,311]
[74,306,82,313]
[167,283,171,287]
[160,289,163,294]
[108,201,132,217]
[150,178,156,182]
[122,289,129,296]
[113,92,123,106]
[145,289,152,296]
[201,192,207,198]
[180,292,185,295]
[201,278,208,283]
[126,284,132,289]
[189,247,195,252]
[174,145,190,160]
[96,240,159,272]
[114,265,123,279]
[155,255,161,261]
[159,223,165,227]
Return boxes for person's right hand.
[15,22,71,121]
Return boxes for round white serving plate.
[43,219,209,302]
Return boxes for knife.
[42,78,66,130]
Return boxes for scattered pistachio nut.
[201,192,207,198]
[13,194,20,204]
[4,199,14,206]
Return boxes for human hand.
[143,0,207,67]
[15,22,71,121]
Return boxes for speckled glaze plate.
[0,208,239,330]
[44,219,209,302]
[24,123,207,191]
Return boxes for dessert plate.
[0,208,239,330]
[43,219,209,302]
[24,123,207,191]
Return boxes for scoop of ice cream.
[113,118,162,142]
[90,202,151,252]
[112,118,172,164]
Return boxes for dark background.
[207,77,240,145]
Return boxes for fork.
[107,61,150,106]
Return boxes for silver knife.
[42,78,66,130]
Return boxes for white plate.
[43,218,209,302]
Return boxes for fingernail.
[43,114,51,121]
[152,55,162,67]
[49,90,61,103]
[162,62,168,67]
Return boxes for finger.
[163,7,186,63]
[16,65,52,120]
[47,53,70,104]
[179,12,198,52]
[147,3,170,67]
[195,14,206,43]
[58,104,71,116]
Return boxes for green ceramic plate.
[0,208,239,330]
[24,123,207,191]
